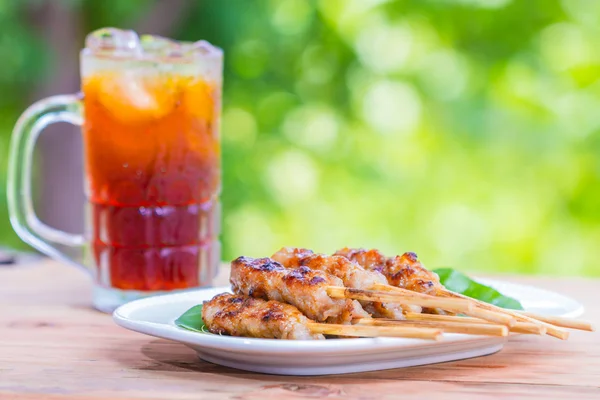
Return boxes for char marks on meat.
[229,256,367,324]
[202,293,325,340]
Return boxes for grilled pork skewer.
[230,256,369,324]
[203,293,325,340]
[336,248,572,339]
[334,248,446,296]
[202,293,442,340]
[272,247,414,318]
[335,247,517,327]
[272,248,473,317]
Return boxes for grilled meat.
[229,256,368,324]
[202,293,325,340]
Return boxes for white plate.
[113,279,584,376]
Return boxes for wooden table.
[1,260,598,400]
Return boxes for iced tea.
[81,31,222,291]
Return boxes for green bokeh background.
[1,0,598,276]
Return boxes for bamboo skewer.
[307,322,442,340]
[403,312,546,335]
[371,283,516,327]
[357,318,508,337]
[460,305,517,327]
[325,286,474,314]
[519,312,595,332]
[440,289,570,340]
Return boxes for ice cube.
[94,71,179,124]
[191,40,223,57]
[140,34,182,58]
[85,27,141,56]
[139,35,222,61]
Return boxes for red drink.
[82,63,221,291]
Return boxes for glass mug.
[7,28,223,312]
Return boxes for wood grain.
[0,260,599,399]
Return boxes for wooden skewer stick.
[357,318,508,337]
[403,312,546,335]
[371,283,516,327]
[461,305,517,327]
[326,286,474,314]
[439,289,569,340]
[307,322,442,340]
[518,312,595,332]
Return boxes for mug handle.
[7,94,88,271]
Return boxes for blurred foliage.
[0,0,598,276]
